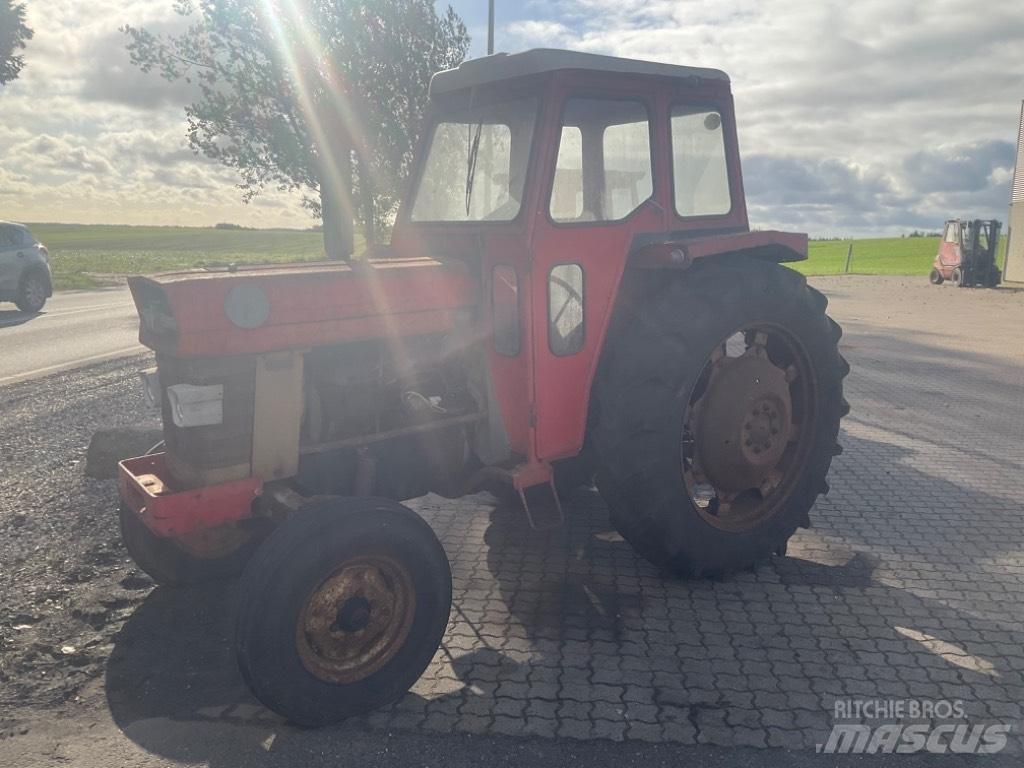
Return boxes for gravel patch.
[0,353,156,709]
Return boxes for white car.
[0,221,53,312]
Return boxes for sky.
[1,0,1022,236]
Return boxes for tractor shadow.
[103,581,289,764]
[471,467,1024,745]
[103,448,1024,764]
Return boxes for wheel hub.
[335,596,372,632]
[694,347,793,494]
[296,555,415,684]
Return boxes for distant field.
[24,223,1009,291]
[28,223,329,290]
[795,235,1008,277]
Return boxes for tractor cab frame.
[390,49,807,490]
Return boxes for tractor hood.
[128,257,479,358]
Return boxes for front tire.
[952,267,965,287]
[235,497,452,726]
[16,271,47,313]
[592,257,849,576]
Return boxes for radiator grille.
[157,353,255,486]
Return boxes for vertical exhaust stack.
[1006,101,1024,283]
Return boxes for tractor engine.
[294,334,480,499]
[129,258,498,506]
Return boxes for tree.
[125,0,469,258]
[0,0,33,85]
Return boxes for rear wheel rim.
[681,324,817,533]
[296,554,416,684]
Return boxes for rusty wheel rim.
[296,554,416,684]
[681,324,816,533]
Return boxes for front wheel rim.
[296,553,416,685]
[681,323,818,533]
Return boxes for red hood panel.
[129,258,478,357]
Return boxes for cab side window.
[944,223,960,243]
[671,106,731,217]
[549,99,653,223]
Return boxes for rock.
[84,426,163,479]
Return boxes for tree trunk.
[359,155,376,249]
[319,141,354,261]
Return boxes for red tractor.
[929,218,1003,287]
[118,49,849,725]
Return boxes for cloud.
[902,141,1015,194]
[79,24,200,109]
[0,0,312,227]
[744,156,894,210]
[507,20,573,47]
[743,141,1017,234]
[3,0,1023,232]
[507,0,1024,235]
[11,134,116,175]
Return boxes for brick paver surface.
[380,276,1024,750]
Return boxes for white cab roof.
[430,48,729,96]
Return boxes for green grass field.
[25,223,1008,291]
[796,235,1008,277]
[28,223,329,290]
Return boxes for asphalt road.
[0,287,143,386]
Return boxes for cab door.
[528,90,668,462]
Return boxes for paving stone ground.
[381,275,1024,750]
[6,275,1022,765]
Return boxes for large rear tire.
[591,257,849,576]
[929,268,943,285]
[235,497,452,726]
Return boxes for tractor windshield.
[410,97,538,222]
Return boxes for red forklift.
[929,218,1002,287]
[117,49,849,725]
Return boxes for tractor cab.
[930,218,1002,288]
[389,49,808,471]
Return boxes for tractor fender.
[627,230,808,269]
